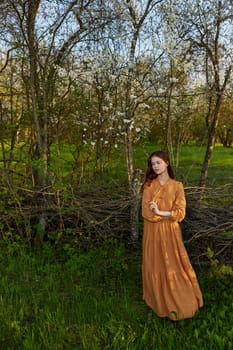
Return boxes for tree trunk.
[124,0,160,240]
[199,67,232,192]
[199,125,217,189]
[130,169,144,241]
[26,0,49,244]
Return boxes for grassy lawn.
[0,241,232,349]
[133,143,233,186]
[88,142,233,186]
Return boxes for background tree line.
[0,0,232,243]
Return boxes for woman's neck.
[157,172,169,185]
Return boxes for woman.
[142,150,203,320]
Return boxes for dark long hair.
[143,150,175,186]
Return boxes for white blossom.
[170,77,179,83]
[141,103,150,109]
[116,112,125,117]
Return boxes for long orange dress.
[142,177,203,320]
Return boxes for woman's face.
[151,156,168,175]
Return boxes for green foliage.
[206,247,233,277]
[0,241,232,349]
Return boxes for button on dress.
[142,178,203,320]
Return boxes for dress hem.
[143,298,202,321]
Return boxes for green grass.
[133,142,233,186]
[2,140,232,187]
[175,144,233,185]
[95,142,233,186]
[0,241,232,349]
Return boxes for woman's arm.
[142,184,162,222]
[149,182,186,222]
[149,202,172,217]
[170,182,186,222]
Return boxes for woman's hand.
[149,201,172,218]
[149,201,159,215]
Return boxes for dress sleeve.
[171,182,186,222]
[142,184,162,222]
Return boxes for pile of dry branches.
[183,184,233,266]
[0,182,232,266]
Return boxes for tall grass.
[0,240,232,349]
